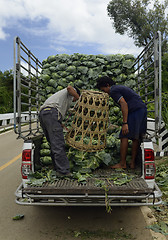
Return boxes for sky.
[0,0,158,72]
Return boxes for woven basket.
[66,90,109,152]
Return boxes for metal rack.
[133,31,162,138]
[13,36,43,139]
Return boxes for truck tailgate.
[16,169,162,206]
[23,177,152,195]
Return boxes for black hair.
[74,85,81,96]
[96,76,116,89]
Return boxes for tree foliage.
[107,0,168,47]
[162,53,168,92]
[162,91,168,130]
[0,70,13,113]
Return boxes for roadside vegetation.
[149,157,168,236]
[0,70,13,114]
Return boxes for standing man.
[39,85,80,176]
[96,76,147,169]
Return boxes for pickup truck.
[14,32,163,207]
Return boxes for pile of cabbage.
[40,53,136,103]
[38,53,136,180]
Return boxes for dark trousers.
[39,108,70,174]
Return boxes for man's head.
[96,76,115,94]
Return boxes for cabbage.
[66,75,74,82]
[41,142,50,149]
[47,93,53,98]
[73,61,81,67]
[48,79,57,88]
[43,63,50,69]
[40,149,51,156]
[42,59,48,65]
[41,69,50,75]
[47,55,56,63]
[49,66,56,72]
[75,79,84,88]
[111,62,120,68]
[52,72,59,80]
[83,61,96,68]
[56,86,63,91]
[40,156,52,165]
[67,66,76,73]
[124,80,136,88]
[95,57,105,65]
[123,60,133,69]
[50,61,58,67]
[124,54,135,60]
[58,78,68,88]
[113,69,122,76]
[77,66,88,74]
[114,54,123,62]
[56,63,67,71]
[46,86,55,93]
[59,71,68,78]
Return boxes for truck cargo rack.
[132,31,162,140]
[13,36,43,140]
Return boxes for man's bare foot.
[110,163,126,169]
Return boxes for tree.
[0,70,13,90]
[0,70,13,113]
[162,53,168,92]
[107,0,168,47]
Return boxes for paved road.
[0,129,154,240]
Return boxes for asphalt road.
[0,129,154,240]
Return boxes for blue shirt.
[110,85,146,112]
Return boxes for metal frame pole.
[13,37,17,133]
[158,31,162,129]
[154,32,159,134]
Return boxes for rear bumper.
[15,182,162,207]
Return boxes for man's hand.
[119,97,129,136]
[122,123,129,135]
[61,123,69,132]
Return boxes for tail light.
[22,150,31,161]
[21,149,32,179]
[144,149,154,161]
[144,149,155,179]
[144,163,156,179]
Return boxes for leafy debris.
[12,214,24,220]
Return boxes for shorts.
[119,108,147,140]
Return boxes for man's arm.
[67,85,80,100]
[119,97,129,135]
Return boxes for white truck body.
[14,32,163,206]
